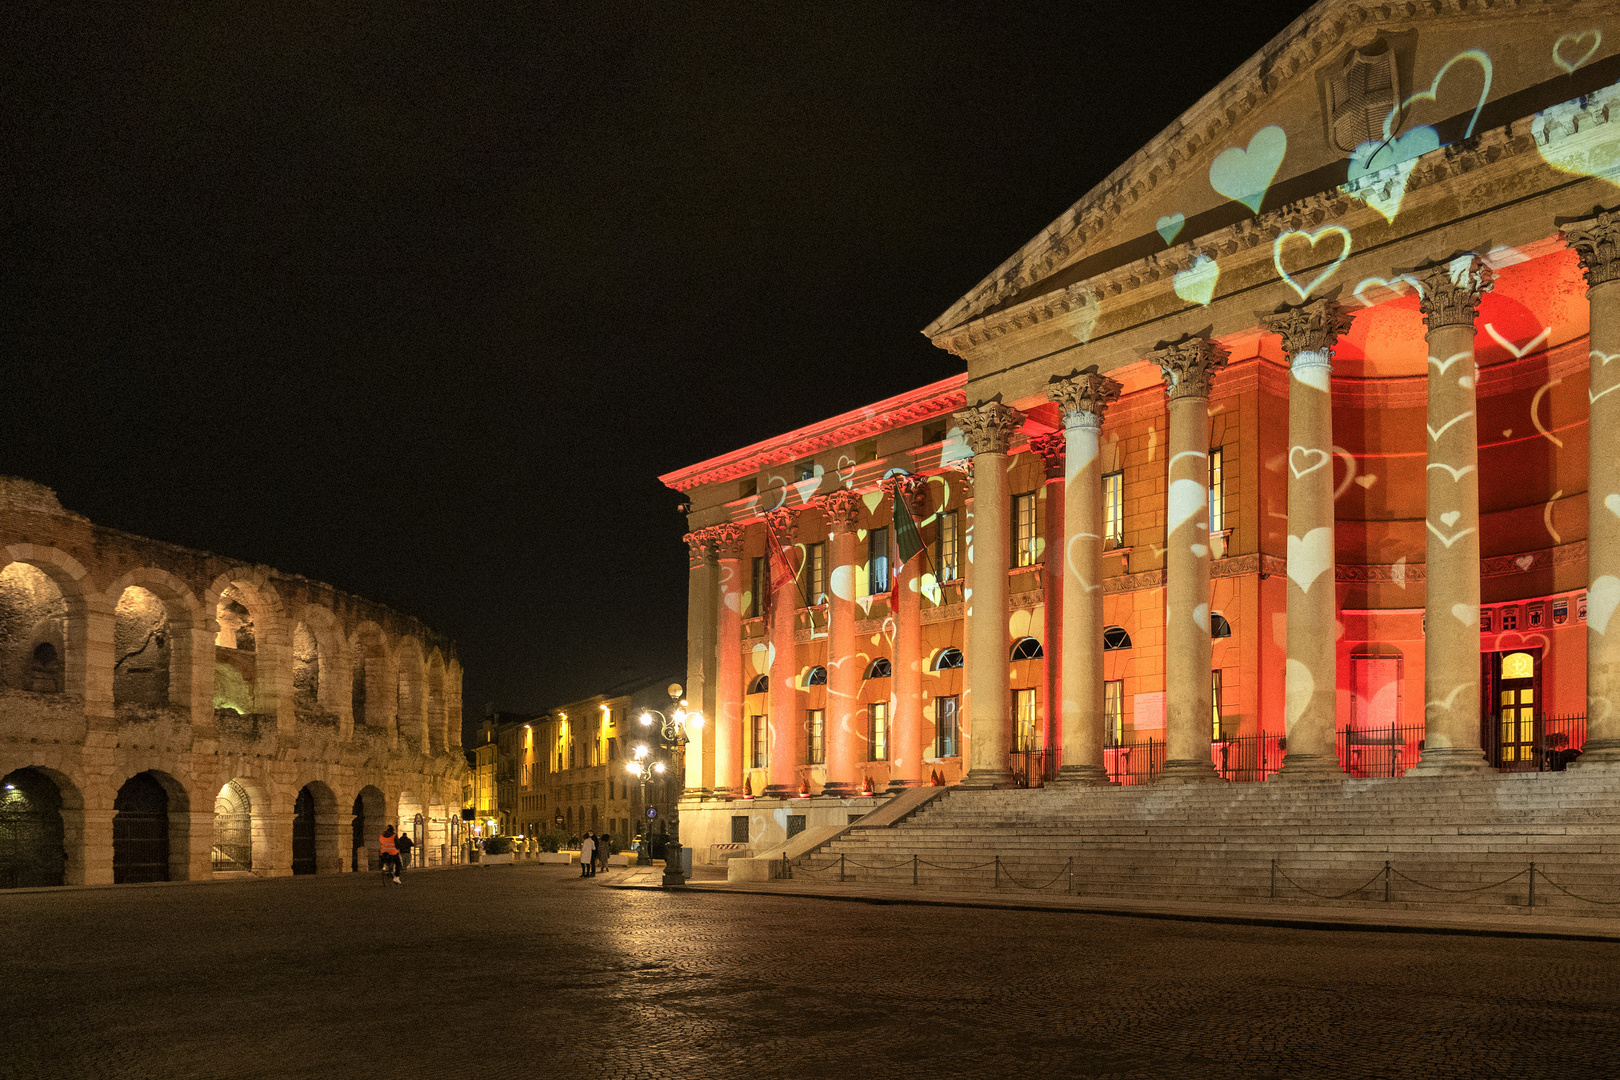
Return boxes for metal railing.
[1211,733,1283,783]
[1334,715,1588,777]
[1103,738,1163,786]
[1007,748,1053,788]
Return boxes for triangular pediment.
[926,0,1620,343]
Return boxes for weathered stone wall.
[0,476,469,886]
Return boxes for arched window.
[934,648,963,671]
[866,658,892,679]
[1103,626,1132,651]
[1009,637,1044,661]
[1211,614,1232,639]
[803,666,827,687]
[747,674,769,695]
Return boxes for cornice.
[659,374,968,493]
[930,78,1620,359]
[926,0,1558,343]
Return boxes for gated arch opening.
[292,786,317,874]
[1,768,66,888]
[113,772,170,883]
[212,781,253,872]
[292,781,339,875]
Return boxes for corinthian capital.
[1028,432,1065,480]
[1047,368,1122,426]
[709,523,745,559]
[816,489,862,534]
[683,531,718,568]
[1148,334,1229,401]
[952,401,1024,456]
[764,506,799,543]
[1259,297,1353,364]
[1558,206,1620,290]
[1407,253,1494,331]
[881,472,929,515]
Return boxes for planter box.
[536,852,571,864]
[480,853,514,865]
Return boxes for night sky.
[2,2,1306,740]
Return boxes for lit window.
[1209,447,1225,533]
[1212,669,1224,741]
[1012,688,1039,752]
[1103,472,1124,547]
[1013,492,1037,567]
[750,715,768,769]
[1103,626,1132,651]
[936,511,961,582]
[935,695,959,758]
[868,527,890,594]
[806,543,826,605]
[934,648,963,671]
[870,702,889,761]
[750,556,767,618]
[808,709,825,765]
[1104,680,1124,745]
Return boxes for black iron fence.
[1336,723,1425,778]
[1211,733,1283,783]
[1008,749,1053,788]
[1103,738,1164,786]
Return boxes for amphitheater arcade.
[0,477,468,887]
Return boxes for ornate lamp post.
[636,683,704,845]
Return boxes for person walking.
[379,825,400,884]
[595,833,610,874]
[396,828,415,879]
[579,833,596,878]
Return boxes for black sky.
[2,1,1307,740]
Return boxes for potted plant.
[480,835,515,866]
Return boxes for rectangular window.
[731,816,749,843]
[1212,669,1224,741]
[870,702,889,761]
[808,709,825,765]
[869,527,890,595]
[1104,680,1124,745]
[751,556,767,617]
[1209,448,1225,533]
[936,511,961,582]
[806,543,826,605]
[1013,492,1037,567]
[1103,472,1124,547]
[935,695,960,758]
[750,715,768,769]
[786,815,806,839]
[1013,688,1039,751]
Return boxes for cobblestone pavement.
[4,864,1619,1080]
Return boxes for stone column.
[1262,299,1353,778]
[1561,209,1620,766]
[765,507,802,796]
[886,475,929,788]
[1409,254,1494,775]
[1047,370,1122,785]
[682,529,719,797]
[1150,336,1228,783]
[1030,433,1066,777]
[955,401,1024,788]
[819,491,862,795]
[712,525,745,796]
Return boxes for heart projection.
[1273,226,1351,300]
[1209,125,1286,214]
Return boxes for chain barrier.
[1270,861,1389,901]
[1531,867,1620,906]
[1389,865,1529,894]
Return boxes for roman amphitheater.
[0,476,468,887]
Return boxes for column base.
[1270,753,1346,780]
[761,785,798,799]
[1404,746,1491,777]
[1050,764,1110,786]
[1158,758,1219,784]
[886,779,925,792]
[1567,737,1620,768]
[958,767,1012,789]
[818,782,855,797]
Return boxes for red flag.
[766,524,796,612]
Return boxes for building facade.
[665,1,1620,849]
[0,477,468,886]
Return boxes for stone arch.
[394,637,427,748]
[291,779,341,875]
[398,788,426,862]
[351,784,387,871]
[3,545,94,705]
[350,623,392,733]
[0,562,66,692]
[211,778,257,872]
[205,571,292,730]
[293,603,350,726]
[113,768,191,883]
[1,767,67,887]
[0,762,86,885]
[426,649,448,752]
[104,568,202,714]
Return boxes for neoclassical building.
[0,477,467,887]
[665,1,1620,853]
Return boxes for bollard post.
[839,853,845,883]
[1269,858,1276,900]
[782,852,790,880]
[1529,861,1536,909]
[1067,856,1073,896]
[995,855,1001,889]
[1384,860,1391,903]
[913,854,918,886]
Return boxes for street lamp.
[625,748,666,852]
[637,683,702,841]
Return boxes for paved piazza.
[4,866,1619,1080]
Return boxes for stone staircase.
[797,771,1620,916]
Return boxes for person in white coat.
[579,834,596,878]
